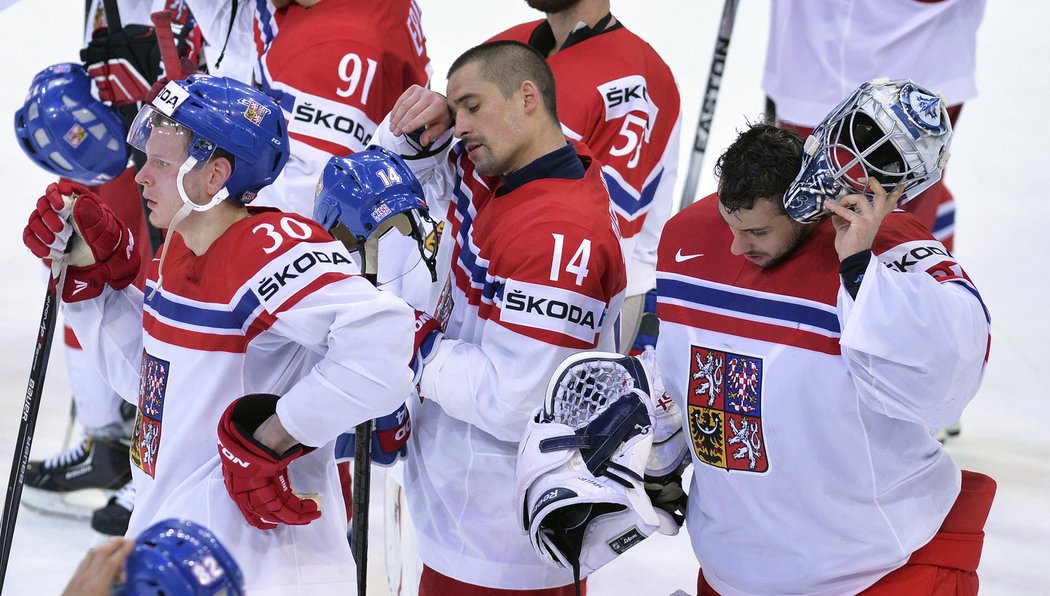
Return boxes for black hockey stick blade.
[351,419,373,596]
[0,280,61,591]
[677,0,740,212]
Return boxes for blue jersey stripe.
[145,287,261,331]
[658,277,840,334]
[603,167,663,217]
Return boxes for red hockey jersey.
[492,19,681,295]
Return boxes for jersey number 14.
[550,233,591,286]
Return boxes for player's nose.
[729,232,749,256]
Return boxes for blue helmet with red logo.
[126,74,288,204]
[115,518,244,596]
[314,146,437,280]
[14,63,128,186]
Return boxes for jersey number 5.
[550,233,591,286]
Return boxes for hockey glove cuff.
[217,394,320,530]
[410,310,443,385]
[334,403,412,466]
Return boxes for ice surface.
[0,1,1046,593]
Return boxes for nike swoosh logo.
[675,249,704,263]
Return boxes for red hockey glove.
[217,394,320,530]
[23,181,140,302]
[81,25,164,106]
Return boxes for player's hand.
[217,394,321,530]
[23,181,140,302]
[60,536,135,596]
[825,178,903,262]
[388,85,452,145]
[81,25,164,106]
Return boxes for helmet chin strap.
[147,156,232,300]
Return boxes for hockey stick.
[676,0,740,212]
[0,261,68,591]
[350,234,381,596]
[150,10,189,82]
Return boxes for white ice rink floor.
[0,1,1047,594]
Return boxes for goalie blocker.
[515,351,688,587]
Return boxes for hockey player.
[538,80,995,593]
[252,0,431,215]
[23,74,416,594]
[489,0,681,352]
[764,0,987,443]
[376,41,627,594]
[19,0,206,535]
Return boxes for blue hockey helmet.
[314,146,437,279]
[13,63,129,186]
[783,78,953,223]
[126,75,288,205]
[115,518,244,596]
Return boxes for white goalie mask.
[515,352,680,584]
[783,78,954,223]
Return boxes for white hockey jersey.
[374,124,627,589]
[654,196,990,595]
[65,210,415,595]
[764,0,987,126]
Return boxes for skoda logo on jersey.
[504,290,599,330]
[499,279,606,344]
[598,75,659,125]
[900,83,947,135]
[293,102,372,145]
[256,249,353,302]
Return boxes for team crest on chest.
[131,351,170,478]
[687,345,768,473]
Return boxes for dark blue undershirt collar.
[498,142,585,196]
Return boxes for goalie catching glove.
[217,394,321,530]
[22,181,140,302]
[515,352,683,584]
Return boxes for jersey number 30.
[550,233,591,286]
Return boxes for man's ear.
[520,80,541,115]
[206,155,234,195]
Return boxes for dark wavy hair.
[715,124,804,213]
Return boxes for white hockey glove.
[515,352,679,584]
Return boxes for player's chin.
[470,154,498,177]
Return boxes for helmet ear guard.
[784,78,954,223]
[14,63,129,185]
